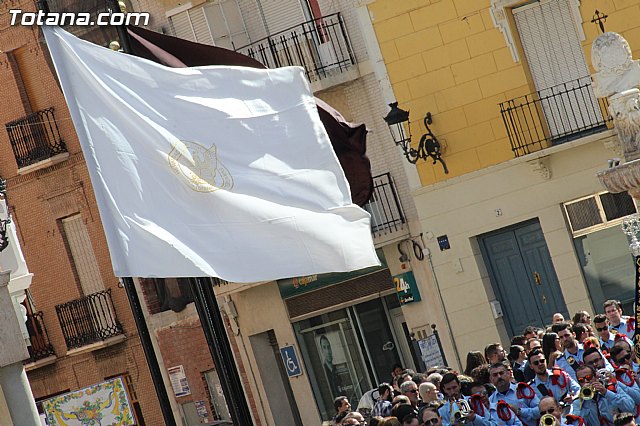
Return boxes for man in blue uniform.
[488,362,540,426]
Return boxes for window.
[61,214,105,295]
[141,277,194,314]
[565,192,637,313]
[512,0,601,140]
[167,1,249,50]
[105,373,145,425]
[293,295,404,421]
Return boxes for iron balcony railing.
[5,107,67,168]
[365,173,406,238]
[236,13,355,83]
[55,289,123,350]
[499,76,612,158]
[25,311,55,363]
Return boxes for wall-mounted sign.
[394,271,421,304]
[418,334,446,368]
[277,249,387,298]
[280,345,302,377]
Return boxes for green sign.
[277,249,387,298]
[394,271,421,304]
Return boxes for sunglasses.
[595,326,608,332]
[422,418,439,426]
[407,389,419,393]
[540,408,557,415]
[577,374,594,384]
[531,359,546,366]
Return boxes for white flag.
[43,26,379,283]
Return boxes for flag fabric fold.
[43,26,379,282]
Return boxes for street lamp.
[383,102,449,174]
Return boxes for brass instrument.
[596,368,612,385]
[540,414,557,426]
[579,385,595,401]
[451,399,472,424]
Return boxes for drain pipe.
[425,248,462,369]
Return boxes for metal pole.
[190,277,254,425]
[122,278,177,426]
[109,0,132,54]
[431,324,449,367]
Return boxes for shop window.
[293,296,405,422]
[565,191,637,313]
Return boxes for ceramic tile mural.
[43,377,135,425]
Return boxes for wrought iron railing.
[499,76,612,157]
[55,289,123,350]
[236,13,355,82]
[365,173,406,237]
[5,107,67,168]
[25,311,55,362]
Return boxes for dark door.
[480,220,568,336]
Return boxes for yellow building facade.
[369,0,640,185]
[364,0,640,363]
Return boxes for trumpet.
[579,385,595,401]
[540,414,557,426]
[451,399,472,424]
[596,368,612,385]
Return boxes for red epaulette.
[565,414,585,426]
[615,333,629,342]
[550,368,568,388]
[469,394,485,417]
[616,369,635,387]
[496,400,512,421]
[516,382,535,399]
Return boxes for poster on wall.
[168,365,191,397]
[314,326,355,397]
[42,377,135,425]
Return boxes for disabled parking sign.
[280,345,302,377]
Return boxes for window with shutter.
[61,214,105,296]
[168,1,249,49]
[512,0,602,138]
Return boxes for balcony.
[364,173,406,240]
[55,289,124,352]
[236,13,356,86]
[499,76,612,158]
[5,107,68,171]
[24,310,56,369]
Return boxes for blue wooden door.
[480,220,568,337]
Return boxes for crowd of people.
[330,299,640,426]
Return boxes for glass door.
[354,299,403,386]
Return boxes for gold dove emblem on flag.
[168,140,233,193]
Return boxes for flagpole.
[190,278,254,425]
[122,278,178,426]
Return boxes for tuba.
[540,414,557,426]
